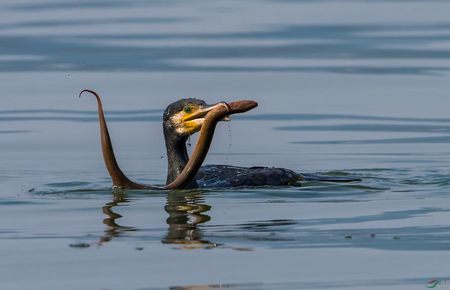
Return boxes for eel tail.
[79,90,148,189]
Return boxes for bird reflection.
[163,190,217,249]
[99,190,216,248]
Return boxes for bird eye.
[184,106,191,113]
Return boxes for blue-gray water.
[1,1,450,289]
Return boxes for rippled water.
[1,1,450,289]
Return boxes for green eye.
[184,106,191,113]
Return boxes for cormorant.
[163,99,360,187]
[161,98,302,188]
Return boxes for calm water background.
[1,0,450,289]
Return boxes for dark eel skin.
[80,90,257,189]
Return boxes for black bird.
[163,98,360,188]
[163,99,303,188]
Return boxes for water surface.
[1,1,450,289]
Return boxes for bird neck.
[164,136,198,188]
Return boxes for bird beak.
[183,102,231,122]
[183,100,258,127]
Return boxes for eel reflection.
[99,192,137,245]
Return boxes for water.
[1,0,450,289]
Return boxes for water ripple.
[2,21,450,73]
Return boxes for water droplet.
[226,122,232,161]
